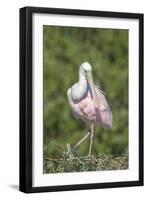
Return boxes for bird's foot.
[65,143,79,158]
[71,145,79,156]
[87,154,94,159]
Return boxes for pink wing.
[67,87,113,128]
[94,87,113,128]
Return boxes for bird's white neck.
[71,68,87,102]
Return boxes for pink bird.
[67,62,113,157]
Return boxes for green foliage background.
[43,25,128,166]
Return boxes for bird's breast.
[71,81,88,102]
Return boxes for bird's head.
[80,62,92,76]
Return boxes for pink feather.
[67,87,113,128]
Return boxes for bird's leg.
[88,123,94,157]
[74,131,91,149]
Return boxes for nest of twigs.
[43,144,128,173]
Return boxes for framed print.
[19,6,144,193]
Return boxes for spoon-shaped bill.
[86,71,100,108]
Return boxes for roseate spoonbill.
[67,62,113,157]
